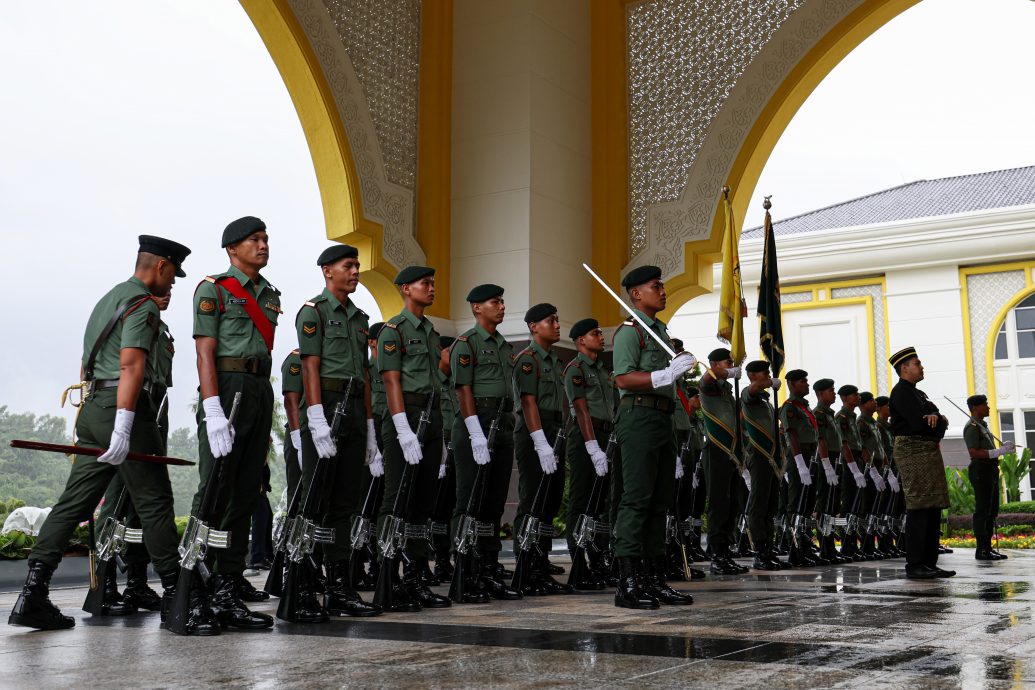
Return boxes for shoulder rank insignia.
[266,301,283,314]
[288,364,301,375]
[572,375,585,387]
[302,322,318,337]
[384,342,398,354]
[458,354,471,367]
[521,362,533,374]
[198,298,216,314]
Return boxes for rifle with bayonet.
[82,486,144,615]
[567,429,615,591]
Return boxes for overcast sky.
[2,0,1034,434]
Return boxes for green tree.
[0,406,74,508]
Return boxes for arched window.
[994,293,1035,361]
[992,292,1035,452]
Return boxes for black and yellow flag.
[757,199,784,377]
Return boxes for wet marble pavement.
[3,551,1035,689]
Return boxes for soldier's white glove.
[771,378,782,392]
[650,352,697,389]
[991,441,1016,458]
[365,418,380,466]
[868,466,886,492]
[820,457,837,486]
[692,470,700,489]
[99,408,134,465]
[369,452,384,477]
[741,468,752,491]
[438,461,447,480]
[847,461,866,489]
[392,412,422,465]
[675,458,684,479]
[531,429,557,474]
[306,404,337,459]
[726,366,742,380]
[465,416,491,465]
[888,473,900,493]
[289,428,301,452]
[203,395,235,458]
[794,453,812,486]
[586,440,608,477]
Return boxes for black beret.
[745,360,770,373]
[395,265,435,285]
[708,347,732,362]
[466,284,504,302]
[875,396,890,407]
[439,336,456,350]
[859,391,874,404]
[621,265,662,288]
[221,216,266,248]
[890,346,918,369]
[812,378,835,392]
[138,235,191,278]
[317,244,358,266]
[838,384,859,396]
[685,387,699,398]
[785,369,808,382]
[967,394,988,409]
[369,322,385,340]
[524,303,557,323]
[671,338,684,351]
[569,318,599,340]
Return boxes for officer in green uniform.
[612,265,695,609]
[780,369,824,567]
[191,216,279,630]
[740,360,783,570]
[377,266,451,611]
[451,283,521,601]
[431,336,460,582]
[563,318,614,590]
[812,379,847,563]
[857,392,889,559]
[281,349,303,499]
[835,384,869,561]
[964,394,1011,560]
[699,348,750,575]
[512,303,571,595]
[10,236,190,632]
[351,322,387,591]
[293,244,382,619]
[876,395,904,556]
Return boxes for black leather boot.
[233,573,271,602]
[571,551,606,590]
[326,561,380,617]
[8,560,75,630]
[159,570,220,635]
[614,557,658,610]
[100,564,136,616]
[209,573,274,629]
[588,548,616,587]
[123,562,162,612]
[433,554,454,582]
[644,558,693,605]
[535,554,573,595]
[404,561,451,608]
[483,550,522,600]
[416,557,440,586]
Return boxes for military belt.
[591,417,614,433]
[216,356,272,377]
[402,392,433,407]
[320,377,365,396]
[535,409,564,424]
[93,379,153,394]
[620,394,675,414]
[475,396,513,413]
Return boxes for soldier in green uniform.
[812,379,847,563]
[293,244,382,619]
[699,348,749,576]
[563,318,614,590]
[965,394,1012,561]
[835,384,869,561]
[281,349,303,500]
[876,395,904,556]
[612,265,695,609]
[512,303,572,595]
[10,236,191,632]
[351,322,387,590]
[377,266,451,611]
[780,369,824,567]
[857,392,889,559]
[677,385,709,563]
[431,336,460,582]
[669,339,705,577]
[740,360,783,570]
[451,284,521,601]
[191,216,279,630]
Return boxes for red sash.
[791,399,818,430]
[676,388,692,416]
[208,276,275,352]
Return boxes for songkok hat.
[708,347,732,362]
[967,394,988,409]
[221,216,266,248]
[621,265,661,288]
[439,336,456,350]
[745,360,770,373]
[785,369,808,382]
[369,322,385,340]
[138,235,191,278]
[466,284,504,303]
[859,392,874,405]
[394,265,435,285]
[569,318,598,340]
[524,303,557,323]
[812,378,835,392]
[875,396,890,407]
[317,244,358,266]
[889,346,918,369]
[838,384,859,396]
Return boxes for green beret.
[876,396,890,407]
[138,235,191,278]
[967,394,988,409]
[317,244,358,266]
[369,322,385,340]
[621,265,662,289]
[524,303,556,323]
[439,336,456,350]
[569,318,599,340]
[785,369,808,382]
[394,265,435,285]
[466,283,504,303]
[221,216,266,248]
[838,384,858,396]
[812,378,835,392]
[745,360,770,373]
[685,387,699,398]
[708,347,732,362]
[889,346,918,369]
[859,391,874,404]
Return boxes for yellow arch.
[983,284,1035,438]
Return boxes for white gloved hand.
[820,457,836,485]
[847,461,866,489]
[692,470,700,489]
[98,408,134,465]
[741,468,752,491]
[531,429,557,474]
[649,352,697,389]
[868,466,886,492]
[999,441,1017,456]
[794,453,812,486]
[365,418,380,466]
[675,458,684,479]
[369,452,384,477]
[289,428,302,452]
[465,416,491,465]
[771,378,782,392]
[585,440,608,477]
[726,366,742,380]
[888,473,900,493]
[438,461,447,480]
[307,404,338,459]
[203,395,235,458]
[392,412,422,465]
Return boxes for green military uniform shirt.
[512,341,563,432]
[296,288,369,380]
[377,308,440,394]
[82,277,161,381]
[563,353,615,423]
[700,375,738,457]
[371,363,387,417]
[781,394,818,445]
[151,320,174,388]
[963,418,996,453]
[877,418,895,465]
[836,406,863,453]
[193,265,281,358]
[612,310,676,399]
[451,325,514,397]
[813,402,842,456]
[281,349,303,396]
[858,415,885,465]
[686,413,705,454]
[438,369,460,432]
[742,387,777,463]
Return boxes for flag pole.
[762,196,782,459]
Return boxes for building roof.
[743,165,1035,239]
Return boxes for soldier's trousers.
[283,423,302,501]
[514,419,566,556]
[300,393,368,563]
[905,506,941,569]
[566,421,611,555]
[705,445,740,555]
[815,454,841,519]
[614,405,675,559]
[192,371,273,574]
[969,460,999,546]
[431,436,456,561]
[786,444,818,520]
[97,474,149,567]
[839,457,864,516]
[379,403,444,561]
[746,455,780,552]
[32,388,179,573]
[451,404,514,555]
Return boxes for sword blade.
[9,440,195,466]
[582,262,677,358]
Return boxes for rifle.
[428,442,453,548]
[263,479,303,597]
[449,398,507,603]
[164,392,240,635]
[816,456,847,540]
[788,448,818,552]
[82,486,144,615]
[347,474,382,587]
[567,430,615,590]
[666,433,693,579]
